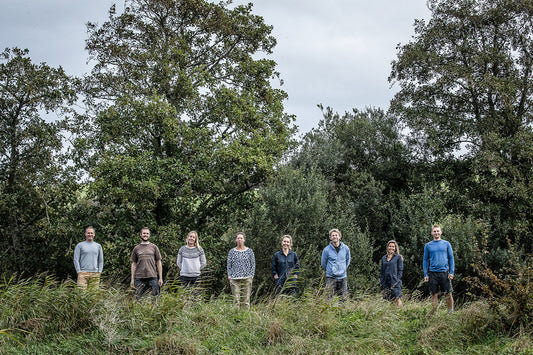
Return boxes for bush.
[465,233,533,334]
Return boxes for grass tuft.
[0,276,531,353]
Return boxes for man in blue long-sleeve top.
[321,228,350,298]
[423,225,454,312]
[74,226,104,289]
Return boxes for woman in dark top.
[380,240,403,306]
[271,235,300,295]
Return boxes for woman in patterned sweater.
[227,232,255,309]
[177,231,207,286]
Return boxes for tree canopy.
[0,48,77,271]
[389,0,533,250]
[78,0,295,226]
[1,0,531,298]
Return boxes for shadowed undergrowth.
[0,277,531,354]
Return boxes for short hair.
[85,226,95,233]
[329,228,342,238]
[140,227,150,234]
[432,225,442,231]
[281,234,293,249]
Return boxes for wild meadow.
[0,275,531,354]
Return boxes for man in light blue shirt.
[74,226,104,289]
[321,228,350,298]
[423,225,454,312]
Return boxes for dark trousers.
[180,276,199,287]
[134,277,160,299]
[326,277,348,298]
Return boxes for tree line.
[1,0,532,300]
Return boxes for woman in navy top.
[380,240,403,306]
[271,235,300,295]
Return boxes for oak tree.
[76,0,295,272]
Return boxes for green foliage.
[390,0,533,250]
[240,166,378,295]
[0,277,530,354]
[466,233,533,334]
[69,0,296,281]
[242,167,331,293]
[0,48,78,274]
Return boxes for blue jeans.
[134,277,160,299]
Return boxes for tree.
[293,106,413,241]
[389,0,533,250]
[242,166,377,295]
[74,0,295,276]
[0,48,77,273]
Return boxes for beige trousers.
[77,271,101,289]
[229,277,253,308]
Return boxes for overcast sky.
[0,0,431,134]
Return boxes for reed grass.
[0,276,530,354]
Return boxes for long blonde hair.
[386,240,403,260]
[281,234,293,249]
[186,231,200,248]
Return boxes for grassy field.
[0,277,531,354]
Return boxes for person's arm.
[423,244,429,281]
[345,246,351,268]
[227,250,232,279]
[98,245,104,273]
[250,249,255,278]
[130,262,137,288]
[157,259,163,286]
[397,256,403,281]
[294,252,300,277]
[272,253,278,279]
[448,242,455,279]
[380,257,385,287]
[73,244,81,274]
[321,249,327,270]
[200,248,207,270]
[177,248,182,269]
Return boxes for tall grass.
[0,275,531,354]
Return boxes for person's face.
[432,227,442,240]
[187,233,196,246]
[85,228,95,242]
[141,229,151,241]
[387,242,396,254]
[235,234,245,246]
[281,237,291,250]
[330,231,341,245]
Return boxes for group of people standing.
[73,225,455,312]
[379,225,455,312]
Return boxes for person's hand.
[130,281,135,288]
[158,279,163,287]
[424,276,429,282]
[448,274,454,280]
[274,274,278,279]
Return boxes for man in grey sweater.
[74,226,104,289]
